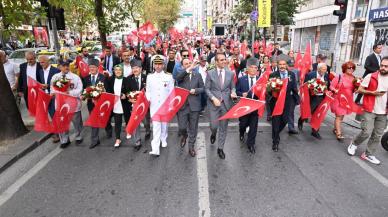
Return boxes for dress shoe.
[239,133,244,141]
[60,141,71,149]
[248,145,256,154]
[180,135,187,147]
[210,133,216,144]
[217,148,225,159]
[76,139,83,145]
[52,134,60,143]
[134,144,142,152]
[272,143,279,152]
[311,130,322,140]
[298,119,304,131]
[288,129,299,135]
[145,132,151,140]
[189,148,196,157]
[89,141,100,149]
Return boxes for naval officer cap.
[153,55,165,64]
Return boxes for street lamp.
[134,14,141,55]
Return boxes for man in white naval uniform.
[146,55,174,156]
[51,60,84,148]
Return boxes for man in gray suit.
[205,53,237,159]
[176,58,205,157]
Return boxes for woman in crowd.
[329,61,358,141]
[287,50,295,67]
[105,65,131,148]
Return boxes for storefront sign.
[369,7,388,22]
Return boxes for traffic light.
[333,0,348,21]
[39,0,66,30]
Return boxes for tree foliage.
[231,0,305,26]
[141,0,181,33]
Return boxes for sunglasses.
[182,55,189,57]
[347,67,355,70]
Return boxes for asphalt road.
[1,113,388,217]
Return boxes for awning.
[292,5,340,29]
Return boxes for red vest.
[363,72,379,112]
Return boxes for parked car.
[8,48,47,66]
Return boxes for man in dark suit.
[269,59,299,152]
[298,63,330,139]
[355,43,383,104]
[312,54,331,72]
[127,59,147,151]
[176,58,205,157]
[18,51,42,108]
[38,55,60,143]
[236,58,260,154]
[102,46,121,76]
[82,59,107,148]
[205,53,238,159]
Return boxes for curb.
[0,133,51,175]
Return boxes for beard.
[380,70,388,75]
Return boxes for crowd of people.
[1,36,387,165]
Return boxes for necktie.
[106,56,110,71]
[218,70,223,89]
[62,73,66,79]
[91,75,96,86]
[135,76,140,90]
[250,76,254,89]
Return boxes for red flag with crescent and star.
[272,79,289,116]
[151,87,190,122]
[294,51,302,71]
[336,86,363,114]
[300,43,312,83]
[132,21,158,44]
[34,89,53,132]
[84,93,118,128]
[78,60,90,78]
[218,98,265,120]
[51,93,78,133]
[252,67,271,117]
[126,90,150,135]
[300,83,312,119]
[27,76,43,117]
[310,93,335,130]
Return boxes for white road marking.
[351,157,388,188]
[0,147,63,207]
[196,132,211,217]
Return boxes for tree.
[0,62,29,140]
[141,0,181,33]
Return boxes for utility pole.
[49,5,60,58]
[273,0,278,42]
[251,0,258,53]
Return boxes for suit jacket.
[364,53,380,77]
[83,73,106,112]
[38,66,60,94]
[127,73,147,107]
[205,68,236,110]
[18,62,42,94]
[236,75,260,99]
[268,71,300,110]
[105,76,131,115]
[176,70,205,112]
[102,55,121,71]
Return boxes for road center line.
[196,131,211,217]
[351,157,388,188]
[0,147,63,207]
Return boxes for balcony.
[354,4,368,18]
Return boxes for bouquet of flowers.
[127,91,141,101]
[53,77,70,92]
[307,78,327,95]
[266,77,283,98]
[352,77,363,89]
[82,82,104,100]
[206,64,216,72]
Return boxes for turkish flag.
[27,76,43,116]
[299,84,312,119]
[265,43,274,57]
[253,40,260,54]
[151,87,190,122]
[252,68,271,117]
[310,94,335,130]
[133,21,158,44]
[272,79,289,116]
[34,89,53,132]
[219,98,265,120]
[241,42,247,59]
[300,43,312,83]
[78,60,90,78]
[84,93,118,128]
[294,51,302,71]
[51,93,78,133]
[126,91,150,135]
[337,86,363,114]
